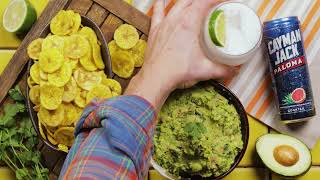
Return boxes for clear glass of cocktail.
[202,1,262,66]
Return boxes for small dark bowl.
[151,80,249,180]
[26,16,112,152]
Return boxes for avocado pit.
[273,145,299,166]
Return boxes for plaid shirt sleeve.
[59,95,157,180]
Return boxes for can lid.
[263,16,299,29]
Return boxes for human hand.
[125,0,238,110]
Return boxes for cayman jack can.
[263,16,316,123]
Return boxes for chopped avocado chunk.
[190,161,203,172]
[256,134,311,177]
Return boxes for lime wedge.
[2,0,37,33]
[208,10,225,47]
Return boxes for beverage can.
[263,16,316,123]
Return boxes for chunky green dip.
[154,84,243,178]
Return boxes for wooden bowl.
[151,80,249,180]
[26,16,112,152]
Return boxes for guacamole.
[154,84,243,178]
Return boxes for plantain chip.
[38,105,64,127]
[101,78,122,96]
[38,120,47,140]
[30,62,41,84]
[27,38,43,60]
[54,127,75,147]
[29,85,40,105]
[114,24,139,49]
[50,10,80,36]
[39,49,64,73]
[50,10,71,35]
[33,105,40,112]
[108,40,118,57]
[86,84,112,104]
[40,84,64,110]
[67,10,81,34]
[111,49,134,78]
[58,144,69,153]
[47,134,58,145]
[73,68,102,91]
[42,35,65,53]
[39,70,48,80]
[74,88,87,108]
[130,39,147,67]
[65,57,79,70]
[62,103,82,126]
[79,40,98,71]
[80,89,88,99]
[48,63,72,87]
[27,77,37,88]
[46,126,56,138]
[63,77,77,103]
[64,34,89,59]
[39,79,49,87]
[124,0,133,4]
[91,42,105,69]
[73,107,83,126]
[79,26,98,44]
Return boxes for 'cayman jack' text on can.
[263,16,316,123]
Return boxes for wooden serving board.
[0,0,151,178]
[0,0,151,104]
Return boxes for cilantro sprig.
[0,86,49,180]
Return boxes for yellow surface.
[0,50,14,73]
[0,0,49,48]
[0,167,15,180]
[239,115,268,167]
[311,139,320,165]
[149,170,169,180]
[223,168,269,180]
[272,167,320,180]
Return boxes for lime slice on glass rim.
[208,9,225,47]
[2,0,37,33]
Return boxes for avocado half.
[256,134,312,178]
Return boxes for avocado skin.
[255,134,312,179]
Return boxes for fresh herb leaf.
[184,122,207,139]
[16,168,29,180]
[25,136,38,150]
[0,103,25,127]
[8,85,24,102]
[0,87,49,180]
[18,117,36,138]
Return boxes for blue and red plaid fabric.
[59,96,157,180]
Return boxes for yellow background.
[0,0,319,179]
